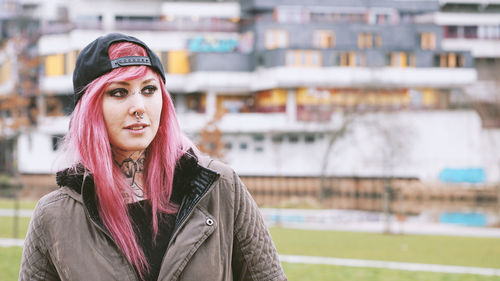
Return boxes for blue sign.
[440,212,487,227]
[439,168,486,183]
[188,36,238,53]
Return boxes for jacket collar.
[55,150,219,235]
[55,149,201,203]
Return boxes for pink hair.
[64,42,190,278]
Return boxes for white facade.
[16,110,500,183]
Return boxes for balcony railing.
[41,19,238,34]
[114,19,238,32]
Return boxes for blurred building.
[415,0,500,127]
[2,0,500,186]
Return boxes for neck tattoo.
[117,151,145,201]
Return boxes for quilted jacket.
[19,152,286,281]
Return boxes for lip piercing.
[134,111,144,119]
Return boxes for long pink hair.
[63,42,189,277]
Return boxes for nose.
[128,91,146,117]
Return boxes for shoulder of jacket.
[197,154,236,182]
[34,187,81,216]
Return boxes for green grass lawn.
[0,198,37,210]
[270,227,500,269]
[0,247,22,281]
[2,212,500,281]
[0,216,30,239]
[3,248,500,281]
[281,263,500,281]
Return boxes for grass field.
[4,249,499,281]
[0,247,22,281]
[0,216,30,239]
[281,263,500,281]
[270,228,500,269]
[1,202,500,281]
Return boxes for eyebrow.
[108,78,157,86]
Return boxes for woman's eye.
[108,88,128,98]
[142,85,158,96]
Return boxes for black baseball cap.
[72,33,166,105]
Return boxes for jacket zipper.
[167,174,220,250]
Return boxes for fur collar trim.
[55,150,201,203]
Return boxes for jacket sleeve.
[231,171,287,281]
[19,202,60,281]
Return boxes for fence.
[0,181,23,238]
[240,176,500,216]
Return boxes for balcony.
[115,19,238,32]
[189,52,253,72]
[41,18,238,35]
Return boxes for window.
[339,52,366,67]
[434,53,466,67]
[239,142,248,150]
[375,13,390,25]
[51,135,64,151]
[288,134,299,143]
[0,60,11,83]
[389,52,415,67]
[217,95,254,114]
[274,6,309,23]
[225,142,232,150]
[44,51,79,77]
[375,34,382,48]
[64,51,77,74]
[464,26,478,39]
[313,30,335,48]
[358,32,381,49]
[159,51,169,68]
[253,134,264,142]
[272,134,284,143]
[186,93,205,113]
[444,26,458,38]
[265,29,289,49]
[420,32,436,50]
[478,25,500,39]
[168,50,189,74]
[45,54,65,76]
[255,89,287,113]
[358,32,372,49]
[305,134,315,143]
[285,50,322,67]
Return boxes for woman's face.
[102,69,163,154]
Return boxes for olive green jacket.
[19,154,286,281]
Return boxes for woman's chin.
[112,142,151,153]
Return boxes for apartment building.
[2,0,499,184]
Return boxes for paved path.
[261,208,500,238]
[280,255,500,276]
[0,209,32,217]
[0,238,24,247]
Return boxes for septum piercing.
[134,111,144,119]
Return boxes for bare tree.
[197,111,227,161]
[0,16,42,176]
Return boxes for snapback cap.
[72,33,166,105]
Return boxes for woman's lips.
[124,123,149,134]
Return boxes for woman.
[19,33,286,281]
